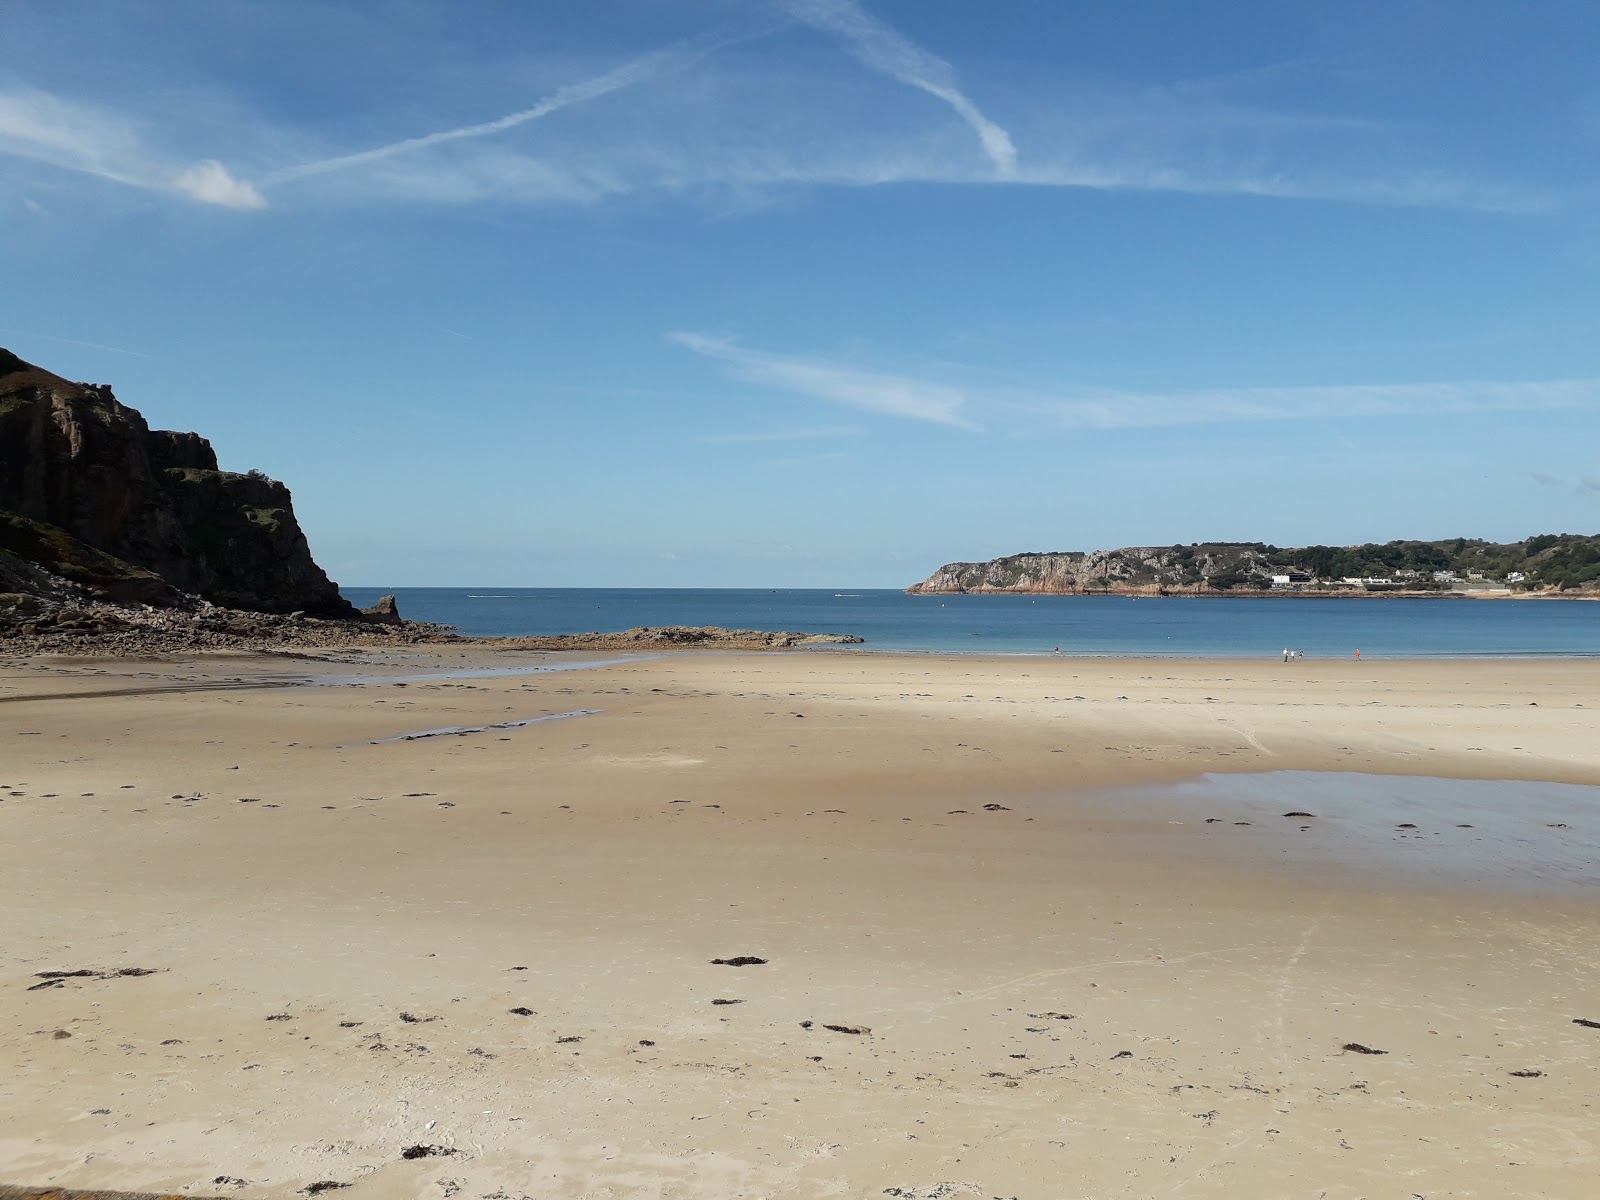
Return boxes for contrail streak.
[785,0,1017,178]
[266,31,741,185]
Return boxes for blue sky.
[4,0,1599,587]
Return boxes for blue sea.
[339,588,1600,659]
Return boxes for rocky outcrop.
[361,594,403,624]
[0,348,354,616]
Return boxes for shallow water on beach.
[341,587,1600,659]
[1095,771,1600,894]
[357,707,601,745]
[310,656,655,687]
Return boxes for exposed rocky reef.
[0,596,456,656]
[0,606,862,657]
[493,626,864,651]
[1,347,353,616]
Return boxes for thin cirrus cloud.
[265,0,1021,197]
[252,11,1537,216]
[674,332,1600,434]
[670,331,978,430]
[0,327,156,359]
[1028,378,1600,431]
[0,86,265,210]
[784,0,1018,178]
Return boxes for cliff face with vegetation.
[0,347,354,616]
[909,536,1600,595]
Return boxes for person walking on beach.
[1354,648,1361,659]
[1283,647,1290,662]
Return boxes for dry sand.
[2,649,1598,1199]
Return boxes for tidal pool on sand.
[1088,771,1600,894]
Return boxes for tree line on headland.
[907,535,1600,596]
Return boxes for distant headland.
[907,537,1600,598]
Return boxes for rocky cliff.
[908,546,1269,594]
[0,347,355,616]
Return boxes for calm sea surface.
[339,588,1600,659]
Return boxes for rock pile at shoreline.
[0,591,456,656]
[0,586,863,657]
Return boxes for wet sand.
[2,650,1598,1198]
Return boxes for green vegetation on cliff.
[911,534,1600,595]
[0,512,179,605]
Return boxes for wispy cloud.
[1027,378,1600,431]
[249,57,1543,214]
[265,31,742,186]
[699,425,862,443]
[675,333,1600,434]
[0,86,264,210]
[0,10,1554,216]
[0,87,147,189]
[784,0,1017,178]
[670,332,978,429]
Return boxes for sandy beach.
[2,648,1598,1199]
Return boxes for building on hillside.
[1507,571,1527,583]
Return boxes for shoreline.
[820,643,1600,661]
[12,635,1600,666]
[4,649,1598,1197]
[906,586,1597,600]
